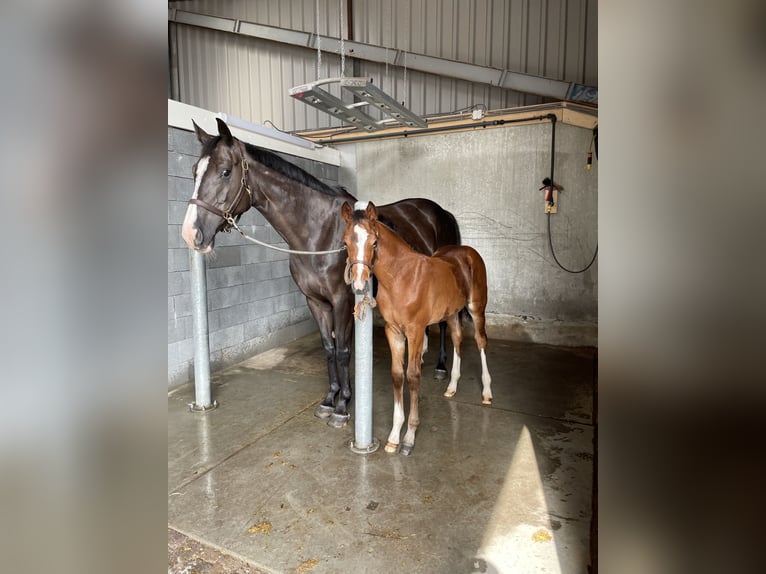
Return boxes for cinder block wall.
[338,121,598,347]
[168,127,336,387]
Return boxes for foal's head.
[341,201,379,293]
[181,119,251,253]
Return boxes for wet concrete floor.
[168,326,596,574]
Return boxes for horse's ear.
[365,202,378,221]
[216,118,234,145]
[192,120,214,146]
[341,202,354,223]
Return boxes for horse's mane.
[243,142,347,197]
[202,136,346,197]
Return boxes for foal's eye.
[222,168,231,178]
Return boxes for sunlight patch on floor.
[477,425,562,574]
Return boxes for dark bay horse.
[341,201,492,455]
[181,119,460,427]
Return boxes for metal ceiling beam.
[169,9,597,104]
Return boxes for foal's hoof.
[482,397,492,405]
[327,413,350,428]
[399,443,415,456]
[434,368,448,381]
[443,389,456,398]
[314,404,334,419]
[384,441,399,454]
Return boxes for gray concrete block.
[209,324,244,352]
[168,297,175,322]
[169,338,194,365]
[206,246,242,269]
[270,259,291,278]
[168,249,190,273]
[206,266,244,290]
[168,316,192,344]
[168,225,185,249]
[172,293,192,319]
[168,151,196,178]
[247,298,275,321]
[207,285,244,310]
[168,271,190,297]
[168,175,192,201]
[244,262,273,283]
[171,127,202,157]
[209,303,249,332]
[168,201,189,225]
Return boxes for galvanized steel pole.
[350,279,379,453]
[188,250,217,411]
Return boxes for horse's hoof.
[400,443,414,456]
[482,397,492,405]
[327,413,350,428]
[443,390,456,398]
[314,404,334,419]
[384,441,399,454]
[434,369,448,381]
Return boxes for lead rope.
[343,258,377,320]
[225,215,347,256]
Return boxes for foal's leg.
[443,313,464,398]
[384,324,407,453]
[469,301,492,405]
[401,327,425,456]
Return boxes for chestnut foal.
[342,201,492,455]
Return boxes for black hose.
[546,115,598,274]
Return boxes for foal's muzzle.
[344,258,373,293]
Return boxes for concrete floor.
[168,326,596,574]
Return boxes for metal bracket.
[188,399,219,412]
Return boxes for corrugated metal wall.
[170,0,597,131]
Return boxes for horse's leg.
[434,321,449,380]
[443,314,464,398]
[401,327,425,456]
[420,328,428,365]
[384,324,406,453]
[327,298,354,428]
[306,298,339,419]
[469,301,492,405]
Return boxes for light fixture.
[289,77,426,132]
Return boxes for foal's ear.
[216,118,234,145]
[341,201,354,223]
[192,120,214,146]
[364,202,378,221]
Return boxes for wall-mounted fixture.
[289,77,426,132]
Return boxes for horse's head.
[341,201,379,293]
[181,119,252,253]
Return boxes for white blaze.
[182,156,210,248]
[352,223,370,290]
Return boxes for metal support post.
[188,250,218,412]
[350,279,379,453]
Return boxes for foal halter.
[188,148,252,233]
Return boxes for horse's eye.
[222,168,231,178]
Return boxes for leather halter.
[188,146,252,232]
